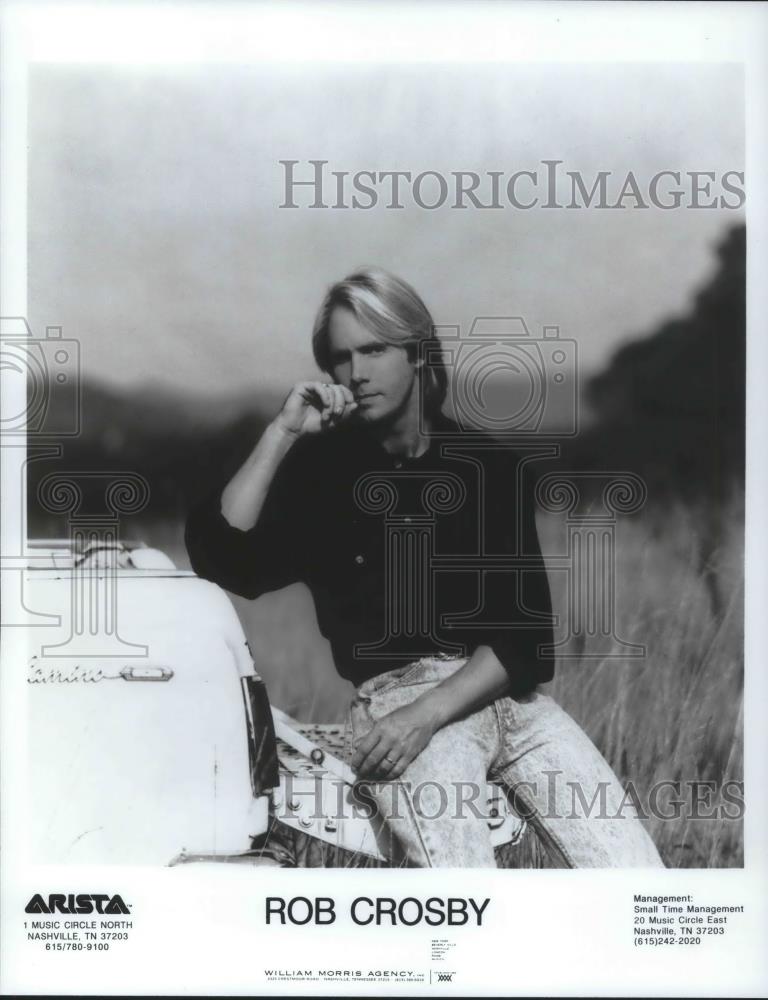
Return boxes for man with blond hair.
[186,266,663,868]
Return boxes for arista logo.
[25,893,131,915]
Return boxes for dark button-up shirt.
[185,416,555,693]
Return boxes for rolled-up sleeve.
[473,451,555,693]
[184,440,309,600]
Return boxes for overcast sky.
[28,62,744,401]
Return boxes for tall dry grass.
[541,490,744,868]
[138,488,745,869]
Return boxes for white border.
[1,2,767,996]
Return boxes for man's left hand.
[351,701,438,780]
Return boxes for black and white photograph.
[1,2,766,996]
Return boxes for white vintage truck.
[23,539,541,868]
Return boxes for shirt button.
[355,554,365,565]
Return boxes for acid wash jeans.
[347,656,664,868]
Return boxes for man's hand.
[352,701,438,780]
[274,381,357,438]
[351,648,513,781]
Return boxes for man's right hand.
[273,381,358,438]
[221,381,355,532]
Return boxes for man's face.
[326,306,419,425]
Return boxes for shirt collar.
[349,412,461,466]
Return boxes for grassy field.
[138,488,745,869]
[542,491,744,868]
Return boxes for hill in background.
[26,223,745,532]
[562,223,745,505]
